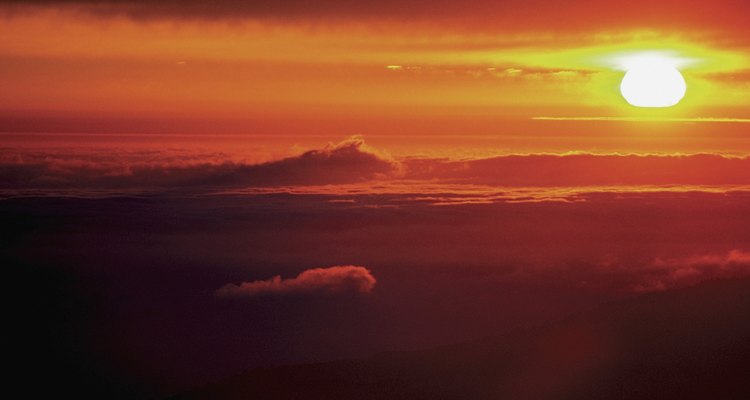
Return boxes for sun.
[620,58,687,108]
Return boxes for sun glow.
[620,56,687,108]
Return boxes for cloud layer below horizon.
[4,161,750,396]
[2,136,750,200]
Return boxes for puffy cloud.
[211,136,400,187]
[635,250,750,292]
[216,265,376,298]
[654,249,750,268]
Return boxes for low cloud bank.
[405,152,750,186]
[3,136,750,193]
[0,136,399,190]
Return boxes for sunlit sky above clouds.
[1,0,749,153]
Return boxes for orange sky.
[1,1,749,152]
[3,6,750,393]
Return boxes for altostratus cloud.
[216,265,376,298]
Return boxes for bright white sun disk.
[620,59,686,108]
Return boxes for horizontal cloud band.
[3,136,750,193]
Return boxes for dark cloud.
[216,265,376,298]
[2,0,750,38]
[405,153,750,186]
[0,136,400,191]
[3,137,750,195]
[202,136,400,187]
[635,249,750,292]
[507,248,750,296]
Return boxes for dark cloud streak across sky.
[3,0,750,37]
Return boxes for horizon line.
[532,116,750,123]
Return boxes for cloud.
[634,250,750,292]
[216,265,376,298]
[654,249,750,268]
[383,65,597,81]
[532,117,750,123]
[4,137,750,198]
[405,152,750,186]
[4,0,750,40]
[0,136,400,191]
[207,136,400,187]
[700,70,750,85]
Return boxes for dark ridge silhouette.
[173,278,750,400]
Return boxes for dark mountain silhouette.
[173,278,750,400]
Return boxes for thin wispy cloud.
[533,117,750,123]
